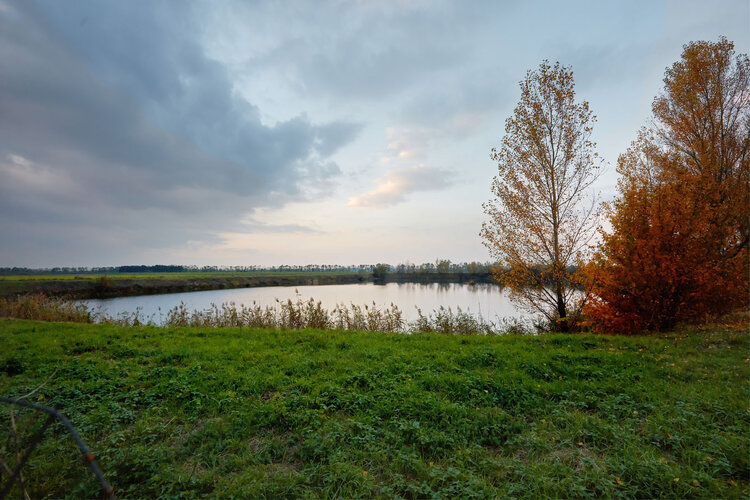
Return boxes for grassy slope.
[0,319,747,499]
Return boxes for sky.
[0,0,747,267]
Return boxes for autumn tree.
[585,38,749,333]
[436,259,451,275]
[481,61,601,331]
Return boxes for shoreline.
[0,272,496,300]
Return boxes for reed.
[0,294,536,335]
[0,294,92,323]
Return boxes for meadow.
[0,272,364,282]
[0,272,367,299]
[0,318,747,498]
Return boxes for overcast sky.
[1,0,747,267]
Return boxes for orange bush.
[585,38,749,334]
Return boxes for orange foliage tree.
[585,38,749,334]
[481,61,602,331]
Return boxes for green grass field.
[1,319,747,498]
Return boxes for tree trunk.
[556,286,568,332]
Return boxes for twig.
[0,415,53,499]
[0,398,114,499]
[16,369,58,401]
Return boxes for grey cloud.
[232,2,481,102]
[22,1,360,196]
[314,121,364,157]
[239,220,321,235]
[0,1,361,265]
[397,68,517,135]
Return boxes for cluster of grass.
[0,318,747,498]
[154,300,535,335]
[160,299,406,333]
[0,295,92,323]
[1,295,537,335]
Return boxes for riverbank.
[0,318,747,498]
[0,272,494,300]
[0,272,367,299]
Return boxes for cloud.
[231,2,468,102]
[348,165,452,208]
[2,0,745,266]
[0,1,361,265]
[383,126,430,162]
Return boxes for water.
[82,282,531,324]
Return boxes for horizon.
[1,261,499,272]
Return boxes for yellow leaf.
[615,477,624,486]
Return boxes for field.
[0,272,367,299]
[0,272,364,281]
[0,269,496,300]
[0,319,748,498]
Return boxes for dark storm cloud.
[0,1,360,265]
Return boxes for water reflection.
[83,282,531,325]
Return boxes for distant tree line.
[0,261,499,276]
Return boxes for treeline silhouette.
[0,261,498,276]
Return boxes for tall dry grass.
[0,294,92,323]
[0,294,536,335]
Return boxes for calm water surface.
[83,282,530,324]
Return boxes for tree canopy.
[585,37,749,334]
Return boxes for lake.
[83,282,532,325]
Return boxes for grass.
[0,272,364,281]
[0,294,534,335]
[0,271,491,299]
[0,319,748,498]
[0,272,368,299]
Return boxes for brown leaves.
[482,61,601,330]
[585,38,749,334]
